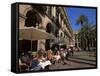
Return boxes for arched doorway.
[45,23,52,51]
[25,10,42,27]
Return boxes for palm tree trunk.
[87,37,90,51]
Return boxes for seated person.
[52,52,61,64]
[21,52,30,66]
[30,54,42,71]
[37,52,51,70]
[19,52,30,71]
[38,59,51,70]
[19,58,29,71]
[47,49,53,62]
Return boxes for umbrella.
[67,44,74,47]
[19,27,56,51]
[19,27,56,40]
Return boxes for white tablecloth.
[38,60,51,69]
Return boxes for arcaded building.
[19,4,73,52]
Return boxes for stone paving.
[71,51,96,61]
[49,51,97,70]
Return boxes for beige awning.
[19,27,56,40]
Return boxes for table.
[38,60,51,69]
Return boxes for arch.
[46,23,54,33]
[59,30,64,38]
[23,7,33,16]
[25,9,42,27]
[46,23,52,33]
[31,5,47,16]
[45,23,53,50]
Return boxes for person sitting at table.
[19,52,30,71]
[55,51,61,63]
[51,51,61,65]
[21,52,30,66]
[37,51,51,70]
[47,49,53,62]
[19,58,29,71]
[30,54,42,71]
[38,58,51,70]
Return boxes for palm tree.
[76,15,91,51]
[76,15,88,27]
[78,28,87,50]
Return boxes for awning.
[19,27,56,40]
[67,44,75,47]
[52,38,67,45]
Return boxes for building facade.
[19,4,73,52]
[73,31,80,51]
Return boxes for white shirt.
[54,55,61,60]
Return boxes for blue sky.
[65,7,96,31]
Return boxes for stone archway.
[25,9,42,27]
[45,23,53,50]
